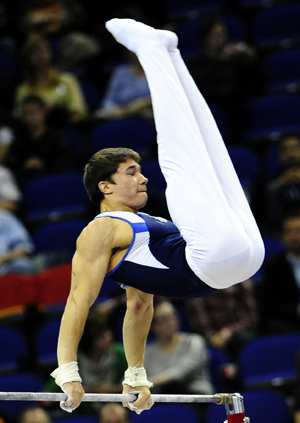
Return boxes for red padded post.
[227,413,246,423]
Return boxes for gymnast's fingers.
[123,386,153,414]
[61,382,85,412]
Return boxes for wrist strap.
[122,367,153,388]
[51,362,82,387]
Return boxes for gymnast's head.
[20,407,51,423]
[100,403,129,423]
[83,147,148,212]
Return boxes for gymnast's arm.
[52,218,114,410]
[122,287,154,412]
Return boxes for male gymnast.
[51,18,264,415]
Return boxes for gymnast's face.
[100,159,148,212]
[152,302,178,339]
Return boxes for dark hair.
[21,33,59,86]
[279,134,300,146]
[79,316,112,355]
[282,209,300,226]
[198,16,226,44]
[83,147,141,206]
[20,95,47,110]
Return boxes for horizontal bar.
[0,392,232,404]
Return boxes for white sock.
[105,18,178,54]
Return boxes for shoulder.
[15,83,29,101]
[59,72,79,85]
[0,127,13,146]
[0,208,18,223]
[73,218,118,264]
[78,217,116,244]
[98,211,147,226]
[78,214,133,251]
[180,332,206,348]
[0,165,14,179]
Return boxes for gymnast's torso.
[95,210,213,297]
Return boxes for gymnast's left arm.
[122,287,154,414]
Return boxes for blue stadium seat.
[252,4,300,50]
[36,318,61,367]
[176,18,203,59]
[0,373,43,417]
[245,94,300,142]
[54,416,98,423]
[263,48,300,94]
[223,14,247,41]
[141,159,166,193]
[131,404,199,423]
[239,332,300,389]
[207,346,229,393]
[228,146,260,188]
[21,172,89,225]
[209,104,232,144]
[0,49,18,75]
[90,118,156,159]
[238,0,292,11]
[32,219,88,259]
[0,327,27,373]
[80,80,101,112]
[262,236,284,261]
[164,0,222,20]
[264,144,281,179]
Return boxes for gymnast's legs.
[105,19,265,289]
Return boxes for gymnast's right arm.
[51,219,113,412]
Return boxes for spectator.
[78,315,127,396]
[184,280,259,362]
[186,17,259,143]
[0,122,13,164]
[56,31,101,77]
[0,164,22,212]
[45,314,127,414]
[258,211,300,335]
[20,406,51,423]
[94,51,152,121]
[264,135,300,232]
[100,403,129,423]
[14,33,88,125]
[0,208,35,276]
[144,301,214,395]
[18,0,85,37]
[5,95,74,185]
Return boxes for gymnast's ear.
[98,181,113,195]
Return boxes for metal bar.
[0,392,232,404]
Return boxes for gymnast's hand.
[122,384,154,414]
[60,382,85,412]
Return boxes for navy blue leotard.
[95,211,214,298]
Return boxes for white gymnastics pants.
[106,19,265,289]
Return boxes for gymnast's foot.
[105,18,178,54]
